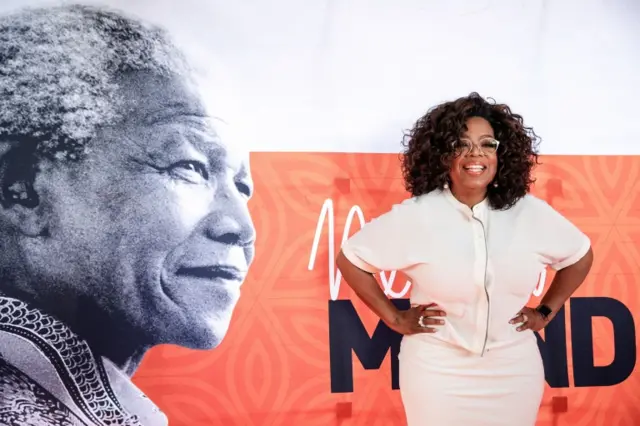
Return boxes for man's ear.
[0,142,48,237]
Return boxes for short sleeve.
[530,197,591,271]
[341,199,418,273]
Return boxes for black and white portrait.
[0,3,255,425]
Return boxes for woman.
[336,93,593,425]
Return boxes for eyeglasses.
[453,138,500,156]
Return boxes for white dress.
[341,189,590,426]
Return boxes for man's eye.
[167,161,209,182]
[236,181,252,198]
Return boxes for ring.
[418,315,427,328]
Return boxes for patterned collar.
[0,295,167,426]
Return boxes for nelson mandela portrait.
[0,4,255,425]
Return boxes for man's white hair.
[0,3,190,160]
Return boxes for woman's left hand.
[510,307,550,332]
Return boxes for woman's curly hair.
[401,92,540,210]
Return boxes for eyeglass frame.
[451,137,500,157]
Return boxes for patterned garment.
[0,296,145,426]
[0,356,77,426]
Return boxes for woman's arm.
[513,248,593,331]
[541,247,594,317]
[336,250,399,325]
[337,250,445,335]
[337,200,445,334]
[513,198,594,332]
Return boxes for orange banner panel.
[134,153,640,426]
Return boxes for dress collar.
[442,187,489,219]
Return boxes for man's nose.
[203,190,255,247]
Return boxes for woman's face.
[449,116,498,193]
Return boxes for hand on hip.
[389,303,446,335]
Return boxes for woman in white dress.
[337,93,593,426]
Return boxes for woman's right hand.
[387,303,446,335]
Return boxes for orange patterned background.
[132,153,640,425]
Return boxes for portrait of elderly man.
[0,3,255,426]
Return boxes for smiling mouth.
[463,164,487,175]
[175,265,246,282]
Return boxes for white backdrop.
[2,0,639,154]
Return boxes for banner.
[0,1,638,425]
[134,153,637,425]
